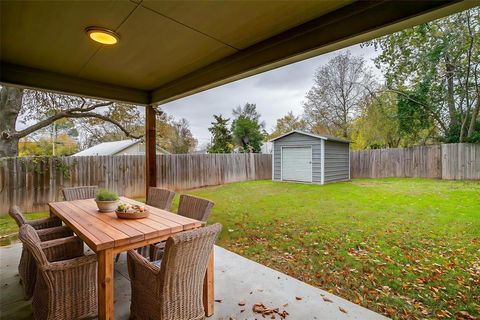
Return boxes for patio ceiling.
[0,1,475,106]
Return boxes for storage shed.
[270,131,351,184]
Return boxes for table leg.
[203,250,214,316]
[98,249,114,320]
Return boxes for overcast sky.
[162,43,383,149]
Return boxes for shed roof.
[0,1,473,105]
[269,131,351,144]
[73,139,141,156]
[73,139,147,157]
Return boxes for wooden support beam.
[98,249,114,320]
[145,105,157,200]
[203,250,214,316]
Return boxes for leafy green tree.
[351,91,403,149]
[367,7,480,142]
[231,103,265,153]
[208,114,233,153]
[19,134,78,156]
[267,111,307,140]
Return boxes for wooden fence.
[0,154,272,215]
[1,143,477,215]
[351,143,480,180]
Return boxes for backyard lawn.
[1,178,479,319]
[187,178,480,320]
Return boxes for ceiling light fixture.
[85,27,119,45]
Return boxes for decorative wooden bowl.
[115,210,149,219]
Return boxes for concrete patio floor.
[0,242,388,320]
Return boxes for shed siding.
[273,132,322,183]
[324,140,350,182]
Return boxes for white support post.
[320,139,325,185]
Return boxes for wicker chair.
[9,205,62,230]
[177,194,214,222]
[147,187,175,211]
[19,224,97,320]
[62,186,98,201]
[127,223,222,320]
[9,206,73,299]
[150,195,214,261]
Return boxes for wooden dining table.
[49,197,214,320]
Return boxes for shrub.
[95,188,119,201]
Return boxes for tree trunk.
[445,56,457,129]
[0,86,24,157]
[0,136,20,157]
[467,97,480,138]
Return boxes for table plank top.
[49,197,202,252]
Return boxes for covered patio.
[1,243,388,320]
[0,1,475,319]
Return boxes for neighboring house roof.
[73,139,171,156]
[269,130,351,143]
[73,139,140,156]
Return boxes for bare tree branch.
[13,102,142,140]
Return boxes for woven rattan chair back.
[127,223,221,320]
[159,223,221,319]
[18,225,49,268]
[62,186,98,201]
[147,187,175,211]
[10,206,67,299]
[177,195,214,222]
[19,224,97,319]
[8,205,27,227]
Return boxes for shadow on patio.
[1,242,387,320]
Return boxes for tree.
[77,102,144,149]
[366,7,480,142]
[267,111,307,139]
[168,118,197,154]
[19,134,78,156]
[208,114,233,153]
[231,103,265,153]
[350,91,403,149]
[0,86,142,157]
[303,51,376,138]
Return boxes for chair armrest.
[45,254,97,271]
[127,249,159,281]
[37,226,73,241]
[41,236,84,262]
[27,216,62,230]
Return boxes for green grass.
[182,178,480,320]
[2,178,479,319]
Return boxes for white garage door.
[281,147,312,182]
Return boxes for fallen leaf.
[339,307,348,314]
[295,296,303,300]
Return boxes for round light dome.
[86,27,119,45]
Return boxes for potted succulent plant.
[95,188,119,212]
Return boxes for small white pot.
[95,200,119,212]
